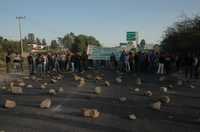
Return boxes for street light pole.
[16,16,25,56]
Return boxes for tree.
[58,32,101,53]
[140,39,146,49]
[36,38,41,45]
[50,40,59,49]
[42,38,47,45]
[161,15,200,54]
[28,33,35,43]
[71,37,81,53]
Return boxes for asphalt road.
[0,70,200,132]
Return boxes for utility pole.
[16,16,25,56]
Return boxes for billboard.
[87,45,123,60]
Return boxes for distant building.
[144,44,155,50]
[27,43,47,52]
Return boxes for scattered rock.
[168,115,174,119]
[151,101,162,110]
[134,88,140,92]
[23,76,30,80]
[49,89,56,95]
[40,98,51,109]
[1,86,6,90]
[129,114,137,120]
[96,76,103,81]
[95,87,102,95]
[159,76,165,81]
[56,76,62,80]
[27,84,33,88]
[86,74,92,79]
[51,79,57,83]
[104,81,110,87]
[177,80,183,86]
[11,86,23,94]
[0,130,5,132]
[40,85,46,89]
[160,87,168,93]
[58,87,64,92]
[74,75,81,81]
[44,82,48,86]
[119,97,127,102]
[190,85,195,89]
[116,77,122,83]
[81,108,100,118]
[159,96,170,104]
[144,90,152,96]
[168,84,173,89]
[31,76,36,80]
[4,99,16,109]
[18,82,26,87]
[136,78,142,85]
[78,78,86,87]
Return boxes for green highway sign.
[127,32,137,41]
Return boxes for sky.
[0,0,200,46]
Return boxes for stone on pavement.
[40,85,46,89]
[1,86,6,90]
[134,88,140,92]
[86,74,92,79]
[177,80,183,86]
[119,97,127,102]
[159,96,170,104]
[11,86,23,94]
[136,78,142,85]
[18,82,26,87]
[95,87,101,95]
[129,114,137,120]
[74,75,81,81]
[104,81,110,87]
[40,98,51,109]
[58,87,64,92]
[190,85,195,89]
[27,84,33,88]
[151,101,162,110]
[78,78,86,87]
[51,79,57,83]
[159,76,165,81]
[95,75,103,81]
[49,89,56,95]
[144,90,152,96]
[4,99,16,109]
[81,108,100,118]
[116,77,122,83]
[160,87,168,93]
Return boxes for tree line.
[51,32,101,53]
[161,15,200,54]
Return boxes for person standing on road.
[157,53,165,75]
[193,55,199,79]
[5,53,11,73]
[184,53,194,80]
[81,51,88,71]
[13,53,21,73]
[27,53,34,74]
[128,52,134,72]
[120,50,126,72]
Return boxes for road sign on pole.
[127,32,136,41]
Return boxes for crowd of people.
[110,50,200,80]
[27,50,88,75]
[5,49,200,80]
